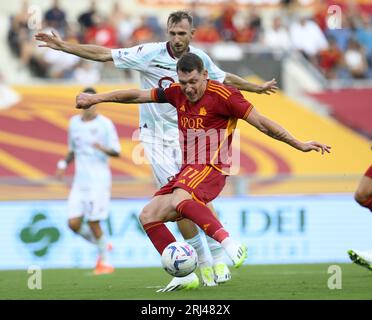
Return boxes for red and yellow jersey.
[152,80,253,173]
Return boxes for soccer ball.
[161,241,198,277]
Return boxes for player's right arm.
[56,151,74,180]
[35,31,112,62]
[76,89,156,109]
[245,108,332,154]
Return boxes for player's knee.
[354,189,366,205]
[139,207,158,225]
[68,219,80,233]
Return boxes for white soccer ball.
[161,241,198,277]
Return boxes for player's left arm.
[245,108,332,154]
[199,50,278,95]
[93,143,120,157]
[224,73,278,95]
[76,89,155,109]
[93,121,121,157]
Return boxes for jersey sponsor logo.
[155,64,172,70]
[180,116,205,129]
[158,76,175,89]
[199,107,207,116]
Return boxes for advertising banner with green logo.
[0,195,371,269]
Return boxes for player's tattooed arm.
[224,73,278,95]
[76,89,155,109]
[245,108,331,154]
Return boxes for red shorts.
[154,164,226,204]
[364,165,372,179]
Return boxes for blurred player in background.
[75,53,331,292]
[348,146,372,271]
[37,10,278,290]
[56,87,121,275]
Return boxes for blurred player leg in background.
[348,163,372,270]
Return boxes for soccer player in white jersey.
[56,87,121,275]
[36,11,278,290]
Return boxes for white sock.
[206,236,225,265]
[186,233,211,268]
[77,224,97,244]
[96,234,107,263]
[220,237,238,260]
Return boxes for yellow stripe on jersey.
[208,83,232,97]
[210,118,238,168]
[242,104,254,120]
[207,88,230,100]
[187,166,209,188]
[191,166,213,189]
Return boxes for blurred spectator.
[355,14,372,68]
[246,7,262,42]
[234,22,256,44]
[84,15,118,48]
[73,60,101,85]
[7,0,30,58]
[343,38,368,79]
[131,16,157,44]
[263,16,292,51]
[290,14,328,64]
[108,1,137,47]
[215,4,237,41]
[44,0,67,37]
[189,1,203,28]
[313,2,328,32]
[326,18,353,51]
[77,0,97,38]
[318,37,343,79]
[193,18,221,43]
[0,71,20,109]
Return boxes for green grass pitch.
[0,263,371,300]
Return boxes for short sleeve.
[151,85,179,108]
[105,120,121,153]
[227,90,254,120]
[111,43,162,72]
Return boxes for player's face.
[167,19,195,58]
[178,69,208,103]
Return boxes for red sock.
[361,197,372,212]
[176,199,229,242]
[143,221,176,254]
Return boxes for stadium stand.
[308,87,372,138]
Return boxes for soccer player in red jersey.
[348,146,372,270]
[76,53,331,282]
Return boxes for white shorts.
[67,184,110,221]
[142,141,182,188]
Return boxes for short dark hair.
[167,11,193,28]
[176,53,204,73]
[82,87,97,94]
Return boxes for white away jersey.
[111,42,226,145]
[68,114,121,188]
